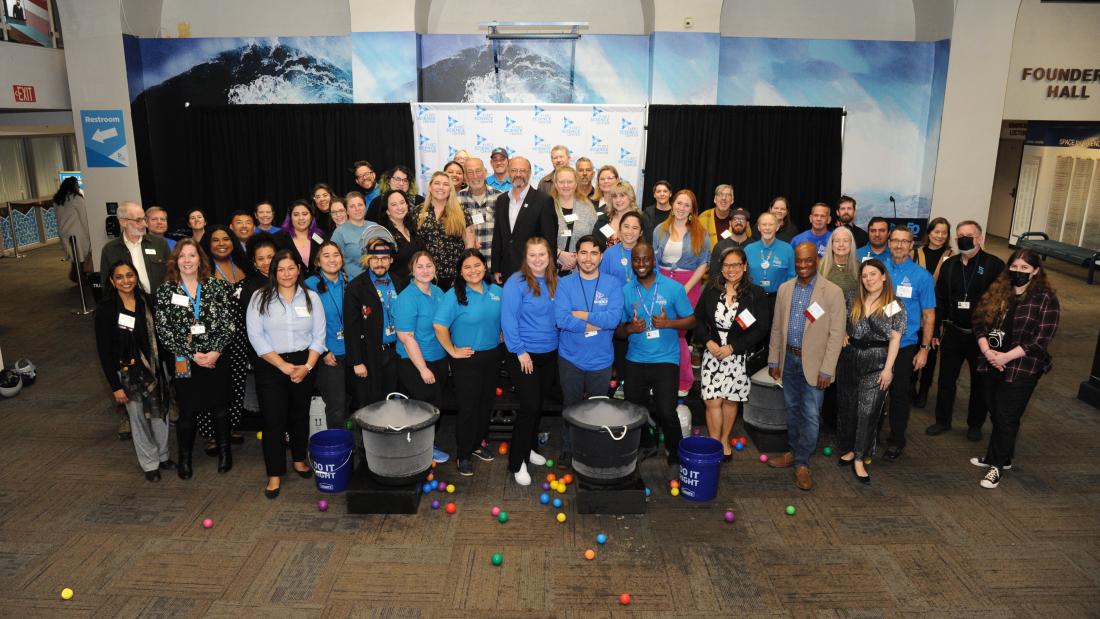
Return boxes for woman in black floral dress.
[417,171,475,290]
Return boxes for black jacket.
[343,271,408,373]
[491,186,557,279]
[693,283,771,355]
[94,292,155,391]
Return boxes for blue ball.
[539,493,550,504]
[422,482,434,493]
[552,498,563,508]
[734,442,745,451]
[596,533,607,545]
[645,487,651,497]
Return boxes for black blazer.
[284,232,323,275]
[693,283,771,355]
[343,271,408,373]
[491,186,557,279]
[94,293,155,391]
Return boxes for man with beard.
[491,156,557,281]
[537,145,571,194]
[834,195,868,248]
[858,217,891,263]
[575,157,596,201]
[708,207,753,276]
[458,157,502,266]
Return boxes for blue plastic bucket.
[310,429,355,493]
[678,436,724,501]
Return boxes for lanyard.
[214,260,236,282]
[580,275,600,313]
[324,273,344,325]
[760,246,774,271]
[182,281,202,322]
[634,280,659,325]
[374,276,394,325]
[959,255,980,300]
[620,246,634,284]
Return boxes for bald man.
[491,156,557,281]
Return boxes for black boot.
[177,423,195,480]
[215,415,233,474]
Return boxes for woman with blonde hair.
[550,165,598,275]
[418,171,475,290]
[592,181,651,247]
[591,164,620,209]
[820,226,860,312]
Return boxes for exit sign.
[13,85,36,103]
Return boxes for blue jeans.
[783,353,825,466]
[558,357,613,453]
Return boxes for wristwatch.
[919,344,932,350]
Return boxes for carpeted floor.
[0,237,1098,617]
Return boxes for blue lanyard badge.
[182,282,202,322]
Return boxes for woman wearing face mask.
[969,249,1059,489]
[551,166,597,276]
[909,217,953,408]
[312,183,335,236]
[836,259,905,484]
[280,200,324,271]
[643,180,673,228]
[304,241,352,430]
[96,260,173,481]
[769,197,798,244]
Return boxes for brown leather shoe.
[767,452,795,468]
[795,466,813,491]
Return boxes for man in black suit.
[491,156,557,282]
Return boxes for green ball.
[546,459,555,468]
[491,553,503,566]
[345,420,355,430]
[498,512,509,523]
[823,447,833,456]
[785,505,796,516]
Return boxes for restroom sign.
[80,109,129,168]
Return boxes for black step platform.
[345,464,424,515]
[575,472,647,515]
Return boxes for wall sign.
[12,84,36,103]
[1020,67,1096,99]
[80,109,129,168]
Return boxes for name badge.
[804,302,825,322]
[472,212,486,225]
[817,245,826,258]
[190,323,206,335]
[884,300,902,317]
[720,229,732,240]
[336,329,344,340]
[861,255,872,262]
[561,229,572,237]
[563,213,578,223]
[144,248,157,255]
[760,279,770,287]
[897,284,913,299]
[735,309,756,329]
[294,305,311,317]
[957,300,971,309]
[584,330,598,338]
[600,224,616,238]
[385,325,396,336]
[645,329,660,340]
[234,287,242,299]
[171,293,190,307]
[761,260,770,270]
[621,257,628,266]
[312,233,324,244]
[117,313,136,329]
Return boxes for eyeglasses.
[390,176,409,183]
[356,171,376,179]
[732,217,747,222]
[889,239,913,245]
[722,262,745,269]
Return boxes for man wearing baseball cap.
[708,207,753,277]
[486,147,513,193]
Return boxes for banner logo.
[446,116,465,135]
[562,116,580,136]
[420,163,431,177]
[417,105,436,123]
[418,133,436,153]
[475,105,495,123]
[591,106,609,125]
[591,134,607,154]
[532,105,550,124]
[504,116,522,135]
[448,145,458,159]
[619,117,639,137]
[618,147,637,166]
[533,134,547,152]
[533,163,546,180]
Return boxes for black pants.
[351,344,400,410]
[506,350,558,472]
[982,373,1037,468]
[885,344,917,448]
[911,345,938,395]
[933,326,988,430]
[255,350,315,477]
[452,347,501,460]
[314,354,350,429]
[624,361,682,464]
[397,357,448,409]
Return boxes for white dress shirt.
[508,184,531,232]
[124,234,152,293]
[246,286,327,356]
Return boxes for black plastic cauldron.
[353,393,440,486]
[563,397,648,485]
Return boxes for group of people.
[91,145,1060,496]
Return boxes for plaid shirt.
[458,186,501,263]
[975,289,1060,381]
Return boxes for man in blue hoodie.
[554,235,625,466]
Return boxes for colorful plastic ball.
[481,439,488,448]
[446,484,456,494]
[724,510,736,523]
[202,518,213,529]
[491,553,503,566]
[619,593,631,605]
[495,387,503,397]
[498,442,509,455]
[318,500,329,512]
[547,473,557,483]
[445,502,457,514]
[60,588,74,601]
[546,459,555,468]
[785,505,796,516]
[562,474,574,484]
[556,512,567,523]
[556,484,566,494]
[669,480,680,489]
[497,512,509,524]
[671,487,680,497]
[430,499,440,509]
[345,420,355,431]
[609,379,618,388]
[491,506,501,517]
[539,493,550,505]
[552,498,563,508]
[730,438,739,446]
[584,549,596,560]
[823,446,834,456]
[542,482,551,491]
[645,487,652,497]
[422,482,434,493]
[734,442,745,452]
[759,454,769,463]
[692,428,701,436]
[256,431,263,440]
[426,473,434,482]
[596,533,607,545]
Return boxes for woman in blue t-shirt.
[433,249,503,476]
[394,251,450,462]
[303,240,350,430]
[501,237,560,486]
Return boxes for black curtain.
[643,105,843,226]
[138,103,414,227]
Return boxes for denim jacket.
[653,225,711,271]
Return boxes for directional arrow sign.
[81,109,128,168]
[92,127,118,143]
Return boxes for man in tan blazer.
[766,242,847,490]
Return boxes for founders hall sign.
[1020,67,1096,99]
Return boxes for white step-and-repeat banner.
[412,103,647,195]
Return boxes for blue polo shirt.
[857,245,889,263]
[555,273,625,371]
[331,221,370,279]
[744,238,795,293]
[600,243,636,286]
[501,273,558,355]
[303,272,347,356]
[434,283,503,352]
[486,175,513,193]
[394,283,446,361]
[884,258,935,348]
[621,274,693,365]
[791,229,831,257]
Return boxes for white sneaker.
[979,467,1001,489]
[970,456,1012,470]
[513,462,531,486]
[528,450,547,466]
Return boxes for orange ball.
[498,442,509,455]
[546,473,557,483]
[562,474,573,484]
[584,549,596,560]
[427,473,434,481]
[669,480,680,489]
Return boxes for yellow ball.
[446,484,455,494]
[670,487,680,497]
[256,431,263,440]
[556,483,566,494]
[60,588,74,601]
[556,512,567,523]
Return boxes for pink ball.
[490,506,501,517]
[317,500,329,512]
[758,454,769,463]
[724,510,736,523]
[202,518,213,529]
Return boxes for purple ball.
[542,482,551,491]
[431,500,441,509]
[724,510,736,523]
[436,480,445,490]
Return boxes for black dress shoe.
[178,451,193,480]
[837,456,855,467]
[925,423,950,436]
[966,427,982,442]
[722,452,732,463]
[230,433,244,445]
[159,460,177,470]
[851,464,870,484]
[144,470,161,482]
[118,431,132,441]
[882,446,903,462]
[912,391,928,408]
[294,467,313,479]
[264,486,281,499]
